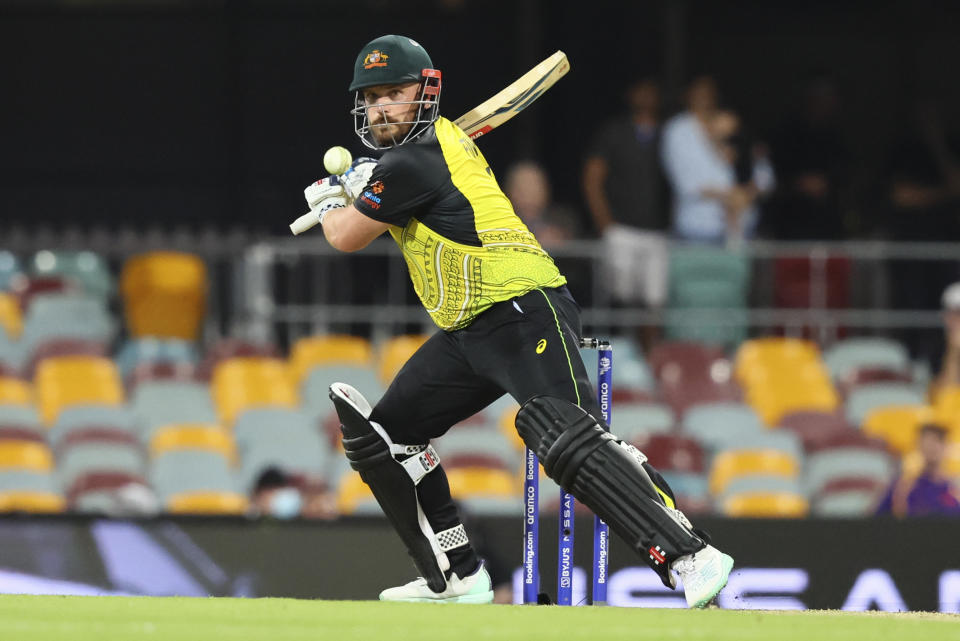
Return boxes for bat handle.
[290,210,320,235]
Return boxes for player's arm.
[319,204,391,252]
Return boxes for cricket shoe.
[379,564,494,604]
[671,544,735,609]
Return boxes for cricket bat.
[290,50,570,235]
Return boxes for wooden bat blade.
[454,50,569,140]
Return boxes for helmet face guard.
[351,69,442,150]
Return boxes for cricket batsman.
[302,34,734,606]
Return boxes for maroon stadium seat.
[196,339,281,379]
[634,433,706,474]
[648,341,728,385]
[55,427,140,456]
[0,426,46,444]
[804,429,890,454]
[66,471,149,505]
[125,361,200,390]
[659,378,742,417]
[778,411,856,451]
[836,367,913,399]
[10,276,75,312]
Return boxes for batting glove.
[341,157,378,199]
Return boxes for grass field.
[0,595,957,641]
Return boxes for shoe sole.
[380,590,494,604]
[692,554,734,609]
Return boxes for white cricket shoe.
[378,564,494,604]
[671,544,735,609]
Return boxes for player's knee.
[515,396,614,487]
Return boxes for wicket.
[522,337,612,605]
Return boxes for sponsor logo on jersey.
[371,180,384,194]
[536,338,547,354]
[363,50,389,69]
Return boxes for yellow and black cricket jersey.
[353,117,566,331]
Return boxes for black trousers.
[368,285,600,581]
[371,285,602,442]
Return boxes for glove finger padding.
[342,157,378,199]
[304,175,349,209]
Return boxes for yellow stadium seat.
[734,338,820,384]
[933,386,960,425]
[166,491,248,515]
[121,252,207,340]
[862,405,933,455]
[446,467,518,499]
[497,403,524,451]
[289,335,374,384]
[747,380,839,425]
[336,472,376,514]
[378,335,430,385]
[721,491,809,518]
[150,424,236,462]
[0,491,66,513]
[0,293,22,339]
[34,356,123,425]
[211,358,297,426]
[0,377,31,405]
[0,441,53,472]
[709,449,800,496]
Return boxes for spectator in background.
[251,467,304,520]
[875,423,960,517]
[504,161,580,249]
[766,76,849,240]
[661,76,773,246]
[884,98,960,365]
[930,282,960,399]
[582,78,669,336]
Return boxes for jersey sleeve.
[353,148,445,226]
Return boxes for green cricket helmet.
[349,35,442,150]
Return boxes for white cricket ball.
[323,146,353,175]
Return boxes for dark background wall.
[1,0,959,235]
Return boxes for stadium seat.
[0,251,22,291]
[377,334,430,385]
[720,474,805,501]
[29,250,113,301]
[747,377,840,426]
[932,386,960,429]
[335,472,381,515]
[149,424,236,462]
[734,337,821,383]
[805,441,895,497]
[0,377,31,405]
[56,429,145,490]
[633,434,706,474]
[151,450,238,501]
[823,337,911,383]
[612,402,676,441]
[778,411,856,451]
[67,471,153,514]
[0,426,45,443]
[0,404,41,426]
[10,276,75,312]
[860,405,934,454]
[812,477,887,517]
[0,489,66,513]
[121,252,207,340]
[116,338,199,379]
[126,361,200,390]
[20,294,116,359]
[709,449,800,496]
[581,339,655,393]
[130,380,218,438]
[197,339,282,379]
[660,378,742,418]
[680,402,766,451]
[666,248,751,346]
[844,383,927,427]
[34,356,123,425]
[0,440,54,472]
[24,338,110,379]
[289,335,374,384]
[211,357,297,426]
[721,491,809,518]
[48,405,136,446]
[434,425,519,471]
[165,491,248,515]
[772,255,850,338]
[233,408,330,491]
[649,341,728,383]
[0,292,22,339]
[0,330,22,372]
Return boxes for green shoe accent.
[692,553,734,609]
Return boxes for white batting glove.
[341,157,378,199]
[302,175,349,225]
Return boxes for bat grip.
[290,210,320,235]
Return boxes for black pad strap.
[331,386,448,593]
[517,395,705,588]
